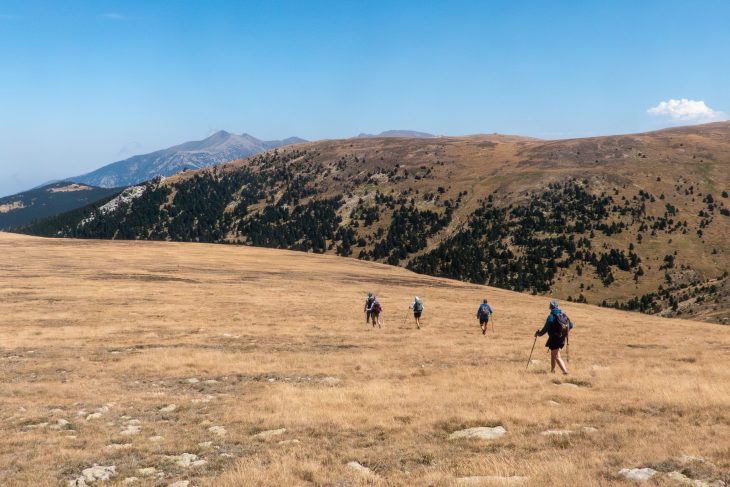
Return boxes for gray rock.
[449,426,506,441]
[208,425,226,436]
[69,464,116,485]
[165,453,206,468]
[618,468,657,481]
[159,404,177,413]
[347,461,373,476]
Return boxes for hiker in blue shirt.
[476,298,493,335]
[535,299,573,375]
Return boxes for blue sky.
[1,0,728,196]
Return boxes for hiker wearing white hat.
[409,296,424,329]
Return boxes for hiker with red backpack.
[367,296,382,328]
[534,299,573,374]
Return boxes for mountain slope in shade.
[0,182,121,230]
[69,131,306,188]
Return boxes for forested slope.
[21,123,730,323]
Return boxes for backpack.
[477,304,489,318]
[413,299,423,312]
[554,312,571,338]
[372,301,382,314]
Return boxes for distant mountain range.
[21,122,730,323]
[354,130,435,139]
[69,131,307,188]
[0,182,121,230]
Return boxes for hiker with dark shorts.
[476,299,493,335]
[535,299,573,375]
[367,297,382,328]
[409,296,424,329]
[364,292,376,324]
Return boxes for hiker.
[364,292,376,324]
[409,296,424,329]
[367,296,382,328]
[476,298,493,335]
[535,299,573,374]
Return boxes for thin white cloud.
[647,98,726,123]
[102,12,128,20]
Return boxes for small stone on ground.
[166,452,207,468]
[618,468,657,482]
[449,426,507,441]
[347,461,373,475]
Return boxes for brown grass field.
[0,232,728,486]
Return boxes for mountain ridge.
[19,122,730,323]
[0,182,121,230]
[68,131,307,188]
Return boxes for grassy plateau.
[0,233,728,486]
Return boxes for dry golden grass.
[0,233,728,486]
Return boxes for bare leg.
[553,349,568,374]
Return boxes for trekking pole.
[566,334,570,363]
[526,335,538,370]
[402,308,410,326]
